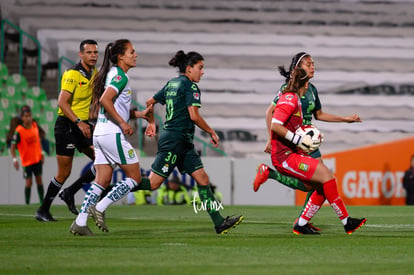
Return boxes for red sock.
[323,178,348,220]
[300,190,325,222]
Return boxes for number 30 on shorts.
[165,152,177,164]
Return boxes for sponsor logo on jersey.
[299,162,309,172]
[293,111,301,117]
[64,79,74,84]
[191,84,198,91]
[112,75,122,83]
[193,92,200,100]
[285,94,294,100]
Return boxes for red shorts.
[272,152,318,182]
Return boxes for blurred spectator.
[6,106,50,155]
[403,155,414,205]
[9,105,45,205]
[157,176,191,205]
[127,190,153,205]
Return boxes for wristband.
[285,130,301,145]
[75,118,81,124]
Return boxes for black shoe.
[35,208,57,222]
[58,189,79,215]
[293,222,320,235]
[215,215,244,234]
[344,217,367,234]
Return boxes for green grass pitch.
[0,205,413,274]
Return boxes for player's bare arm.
[188,106,219,146]
[58,90,91,138]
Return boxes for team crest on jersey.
[128,149,135,159]
[112,75,122,83]
[162,164,169,173]
[193,92,200,100]
[285,94,294,100]
[298,162,309,172]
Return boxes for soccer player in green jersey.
[254,52,362,234]
[89,50,243,235]
[142,50,243,234]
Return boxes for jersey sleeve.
[272,93,298,125]
[153,85,166,105]
[108,73,128,94]
[60,70,78,93]
[272,89,283,106]
[185,82,201,107]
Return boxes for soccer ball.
[295,124,323,152]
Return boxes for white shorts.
[93,133,139,165]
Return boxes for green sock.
[298,190,314,219]
[268,168,308,192]
[130,178,151,192]
[197,184,225,226]
[37,184,44,204]
[25,187,31,205]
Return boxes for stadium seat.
[26,86,47,101]
[2,85,21,99]
[5,74,29,95]
[0,98,18,117]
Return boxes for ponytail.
[169,50,204,73]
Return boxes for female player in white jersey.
[70,39,153,236]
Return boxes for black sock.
[40,178,62,211]
[37,184,44,204]
[100,185,113,199]
[25,187,31,205]
[66,166,96,195]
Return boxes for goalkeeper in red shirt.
[255,67,366,235]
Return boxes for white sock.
[298,217,308,226]
[76,183,104,226]
[341,216,349,226]
[96,178,137,212]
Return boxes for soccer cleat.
[215,215,244,234]
[58,189,79,215]
[293,222,320,235]
[344,217,367,234]
[253,163,270,192]
[88,205,109,232]
[69,221,94,236]
[293,218,321,232]
[35,208,57,222]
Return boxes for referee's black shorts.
[54,116,93,156]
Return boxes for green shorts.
[23,161,42,179]
[151,130,203,178]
